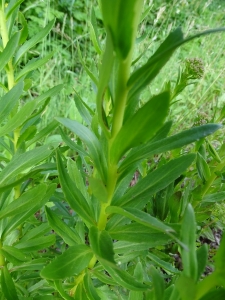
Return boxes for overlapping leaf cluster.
[0,1,225,299]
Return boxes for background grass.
[19,0,225,134]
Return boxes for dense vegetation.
[0,0,225,299]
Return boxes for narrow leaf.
[45,207,82,245]
[89,226,115,264]
[0,32,20,72]
[119,124,221,173]
[1,266,19,300]
[14,19,55,65]
[180,204,198,281]
[110,92,170,163]
[57,150,96,226]
[116,154,195,208]
[41,245,93,280]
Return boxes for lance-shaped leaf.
[0,32,20,72]
[2,184,56,238]
[15,235,55,252]
[89,226,115,264]
[101,0,144,59]
[110,92,170,163]
[196,152,211,182]
[115,154,195,208]
[56,150,96,226]
[119,124,221,173]
[180,204,198,281]
[0,81,23,123]
[14,19,54,65]
[106,206,175,234]
[0,245,30,265]
[41,245,93,280]
[0,145,54,188]
[1,266,19,300]
[128,27,225,100]
[15,52,54,82]
[108,223,172,246]
[45,207,82,246]
[149,265,165,300]
[0,184,47,219]
[56,117,106,181]
[0,100,37,137]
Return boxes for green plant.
[0,0,63,298]
[1,1,225,299]
[38,1,225,299]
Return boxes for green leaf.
[77,43,98,85]
[148,253,179,274]
[26,120,59,147]
[119,124,221,173]
[150,265,165,300]
[110,92,170,163]
[56,150,96,226]
[20,223,51,242]
[67,158,88,199]
[56,118,106,181]
[175,274,196,300]
[108,223,171,246]
[101,0,144,59]
[6,0,25,19]
[17,125,37,147]
[14,19,55,65]
[41,245,93,280]
[115,154,195,208]
[45,207,82,245]
[198,289,225,300]
[202,192,225,203]
[128,262,144,300]
[128,27,225,99]
[15,235,55,252]
[89,226,115,264]
[0,32,20,72]
[15,52,54,81]
[0,145,54,188]
[0,245,30,265]
[99,262,149,292]
[180,204,198,281]
[0,100,37,137]
[196,152,211,182]
[196,244,208,281]
[106,206,175,235]
[83,273,101,300]
[74,91,93,126]
[2,184,56,238]
[206,139,221,162]
[0,81,23,123]
[0,184,47,219]
[18,11,29,45]
[1,266,19,300]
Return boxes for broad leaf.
[41,245,93,280]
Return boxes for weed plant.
[0,0,225,299]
